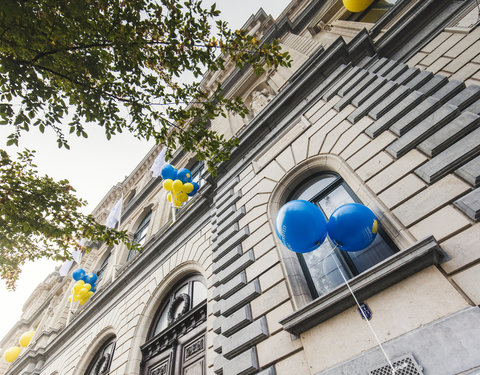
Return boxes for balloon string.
[328,246,396,374]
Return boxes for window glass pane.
[96,253,111,281]
[153,307,169,336]
[190,161,205,187]
[302,239,351,296]
[318,185,354,217]
[192,281,207,307]
[292,174,337,201]
[174,283,188,298]
[133,211,152,245]
[347,234,396,273]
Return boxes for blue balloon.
[177,168,192,183]
[72,268,86,281]
[275,200,328,253]
[160,164,177,180]
[327,203,378,252]
[187,181,200,197]
[83,273,98,285]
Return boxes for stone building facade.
[2,0,480,374]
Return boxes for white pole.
[171,202,177,223]
[111,191,124,283]
[65,288,75,326]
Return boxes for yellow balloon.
[68,296,72,302]
[342,0,374,12]
[4,346,21,363]
[167,193,173,202]
[163,179,173,191]
[172,179,183,193]
[84,283,91,291]
[79,287,89,297]
[178,192,188,203]
[75,280,85,286]
[183,182,194,194]
[73,284,82,293]
[88,291,94,297]
[173,199,182,207]
[19,331,35,348]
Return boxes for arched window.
[141,275,207,375]
[84,337,116,375]
[289,172,398,298]
[127,210,152,261]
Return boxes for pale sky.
[0,0,292,344]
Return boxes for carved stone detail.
[184,336,204,361]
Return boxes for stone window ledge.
[279,236,444,335]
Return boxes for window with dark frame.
[141,275,208,375]
[96,251,111,283]
[127,210,152,261]
[149,275,207,338]
[288,172,398,299]
[84,337,116,375]
[190,161,204,189]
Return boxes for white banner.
[105,197,123,228]
[58,259,75,277]
[150,147,167,178]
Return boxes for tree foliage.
[0,149,135,289]
[0,0,291,288]
[0,0,291,169]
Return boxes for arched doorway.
[141,275,207,375]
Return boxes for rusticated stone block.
[222,317,268,359]
[222,304,253,337]
[394,67,420,85]
[405,70,433,90]
[389,97,441,136]
[213,249,254,286]
[387,104,459,158]
[222,348,259,375]
[418,112,480,157]
[454,188,480,221]
[456,155,480,187]
[220,279,260,317]
[415,128,480,184]
[368,85,411,121]
[365,91,424,138]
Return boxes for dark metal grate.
[369,354,423,375]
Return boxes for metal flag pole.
[111,191,124,283]
[328,246,396,374]
[65,287,75,326]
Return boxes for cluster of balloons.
[342,0,374,12]
[3,331,35,363]
[275,201,378,254]
[160,164,200,208]
[69,268,98,306]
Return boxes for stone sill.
[279,236,444,336]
